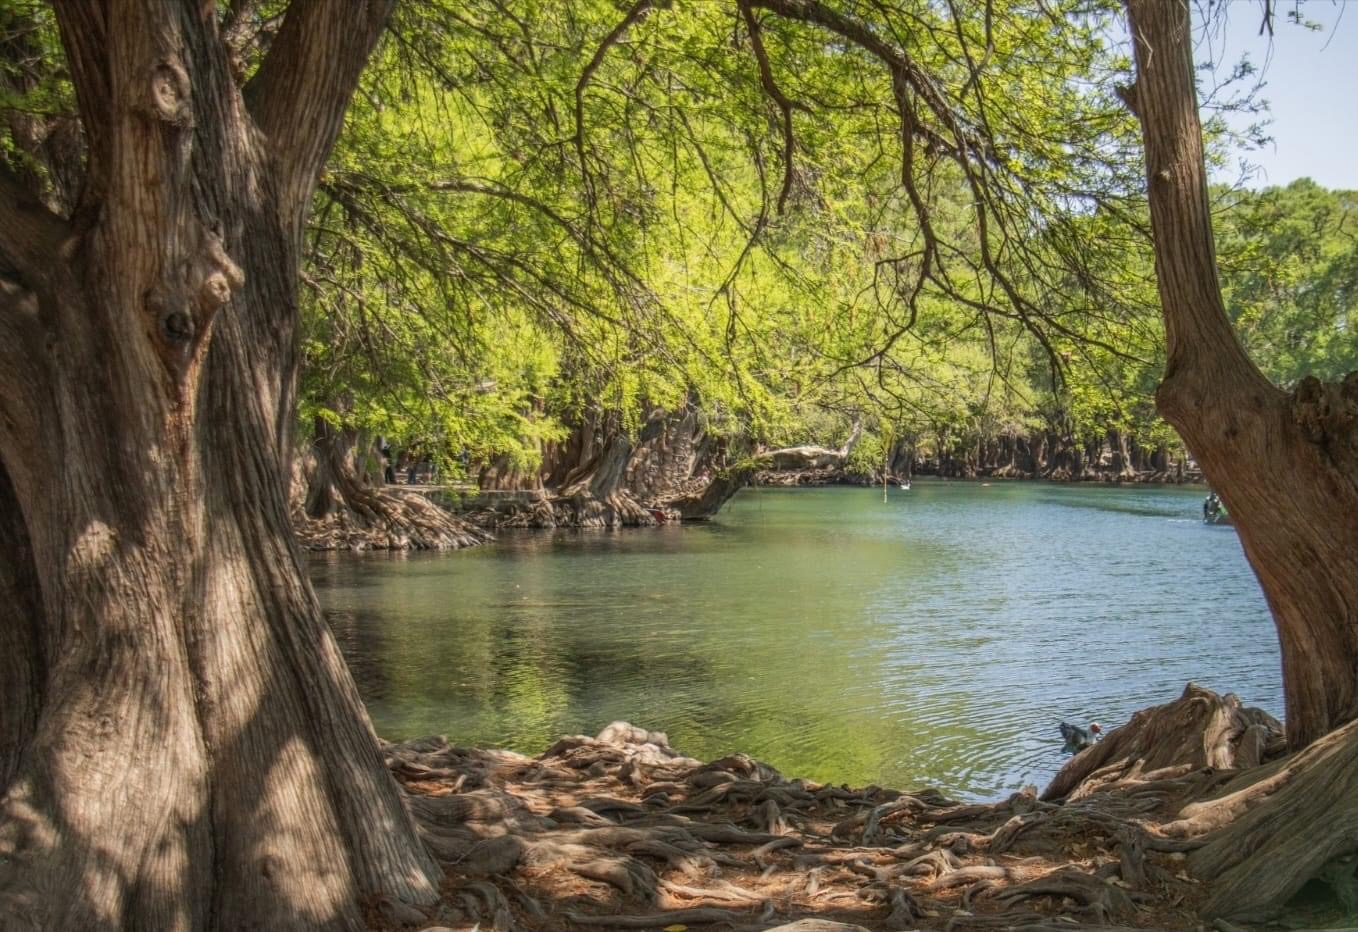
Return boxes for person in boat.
[1203,492,1229,524]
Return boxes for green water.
[311,481,1281,800]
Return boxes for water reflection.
[312,481,1281,800]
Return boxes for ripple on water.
[312,482,1282,800]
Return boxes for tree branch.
[244,0,396,221]
[0,165,71,291]
[574,0,661,219]
[737,1,805,214]
[49,2,110,206]
[1124,0,1270,391]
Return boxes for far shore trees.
[570,0,1358,748]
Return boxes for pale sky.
[1202,1,1357,190]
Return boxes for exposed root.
[1042,683,1284,803]
[293,484,490,551]
[465,489,665,530]
[559,906,752,927]
[1186,716,1358,921]
[995,865,1134,922]
[378,687,1356,930]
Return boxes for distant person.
[382,446,395,485]
[407,461,418,485]
[1204,491,1224,523]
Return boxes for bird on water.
[1059,721,1102,754]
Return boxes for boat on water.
[1203,492,1232,526]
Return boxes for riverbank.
[375,685,1352,930]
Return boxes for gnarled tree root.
[293,485,491,551]
[1184,716,1358,921]
[1042,682,1284,803]
[380,701,1310,930]
[371,687,1357,929]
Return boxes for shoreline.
[378,685,1347,930]
[751,471,1207,489]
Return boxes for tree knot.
[188,228,244,312]
[144,225,243,381]
[1293,373,1358,446]
[147,60,193,126]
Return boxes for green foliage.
[1215,179,1358,385]
[289,2,1351,470]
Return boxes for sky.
[1202,1,1358,190]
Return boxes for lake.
[311,481,1281,800]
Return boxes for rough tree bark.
[1126,0,1358,751]
[0,3,443,928]
[625,404,711,501]
[555,425,655,526]
[474,406,747,527]
[295,416,487,551]
[1039,683,1358,921]
[1041,683,1285,804]
[759,420,863,471]
[628,405,748,519]
[1187,717,1358,919]
[666,464,751,520]
[301,416,375,520]
[1117,0,1358,918]
[479,451,544,492]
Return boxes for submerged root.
[467,489,665,530]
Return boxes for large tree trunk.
[555,425,655,526]
[625,404,711,500]
[0,3,442,927]
[1127,0,1358,750]
[473,405,750,525]
[0,458,41,796]
[478,451,544,491]
[1120,0,1358,919]
[667,462,751,520]
[296,417,487,551]
[628,405,751,518]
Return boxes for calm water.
[311,481,1281,800]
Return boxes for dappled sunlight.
[389,720,1217,928]
[242,735,354,924]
